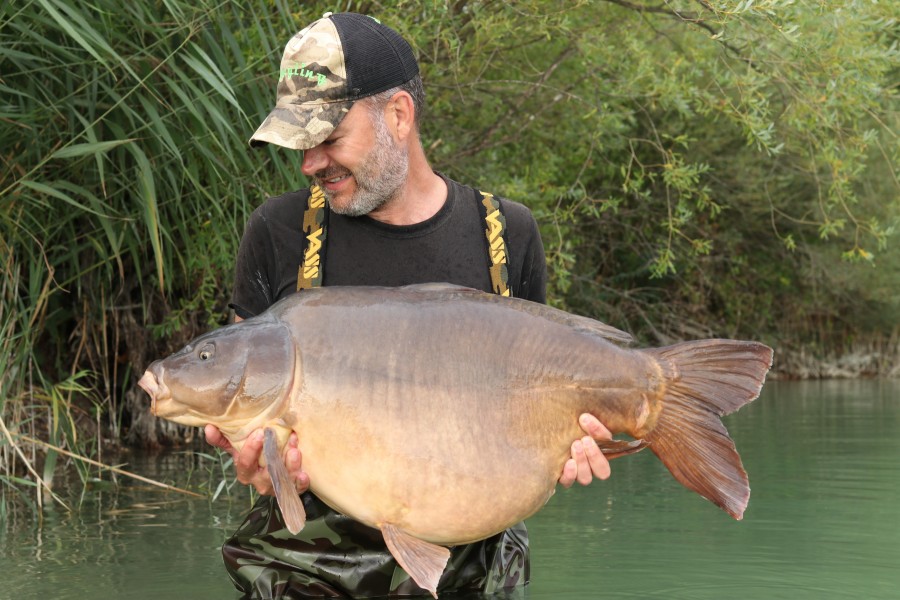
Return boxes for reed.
[0,0,303,508]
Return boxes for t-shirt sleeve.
[231,206,277,319]
[517,212,547,304]
[500,198,547,304]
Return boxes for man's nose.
[301,145,327,176]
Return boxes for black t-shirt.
[231,175,547,318]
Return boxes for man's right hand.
[558,413,612,488]
[204,424,309,496]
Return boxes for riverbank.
[772,338,900,380]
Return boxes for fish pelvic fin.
[597,438,650,460]
[641,339,774,520]
[381,523,450,599]
[263,427,307,534]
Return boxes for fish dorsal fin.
[541,310,633,344]
[400,282,633,344]
[400,282,477,293]
[263,428,307,534]
[381,523,450,599]
[502,298,634,344]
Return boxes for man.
[205,12,612,598]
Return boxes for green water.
[2,379,899,599]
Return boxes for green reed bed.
[0,0,304,511]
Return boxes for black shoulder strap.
[477,190,511,297]
[297,184,328,290]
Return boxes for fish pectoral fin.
[597,438,650,460]
[381,523,450,599]
[263,427,306,534]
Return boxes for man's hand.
[558,414,612,488]
[204,424,309,496]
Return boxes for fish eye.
[198,344,214,361]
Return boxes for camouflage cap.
[250,13,419,150]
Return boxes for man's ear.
[385,91,415,142]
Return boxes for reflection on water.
[526,379,900,599]
[0,451,252,600]
[2,380,899,599]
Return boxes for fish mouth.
[137,370,172,416]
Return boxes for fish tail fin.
[640,339,773,520]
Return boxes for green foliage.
[1,0,305,502]
[371,0,899,346]
[0,0,897,506]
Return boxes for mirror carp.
[138,283,773,597]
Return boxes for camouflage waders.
[223,493,530,598]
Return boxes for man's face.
[301,100,409,217]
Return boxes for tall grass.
[0,0,304,509]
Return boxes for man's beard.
[316,114,409,217]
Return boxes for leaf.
[37,0,139,80]
[212,478,226,502]
[17,180,109,217]
[36,0,110,68]
[182,46,242,111]
[130,145,166,294]
[51,139,135,159]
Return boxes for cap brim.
[249,99,354,150]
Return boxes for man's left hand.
[558,413,612,488]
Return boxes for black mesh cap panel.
[331,13,419,99]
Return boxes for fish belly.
[296,391,560,544]
[276,286,651,544]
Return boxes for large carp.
[138,283,773,597]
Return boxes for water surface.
[2,379,899,599]
[527,379,900,599]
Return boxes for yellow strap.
[479,191,510,297]
[297,184,327,290]
[298,186,510,297]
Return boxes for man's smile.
[316,168,354,194]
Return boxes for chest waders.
[296,184,511,294]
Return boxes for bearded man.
[204,11,613,598]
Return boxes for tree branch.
[600,0,753,66]
[459,44,578,158]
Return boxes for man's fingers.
[295,469,310,494]
[285,447,302,472]
[579,413,612,441]
[559,458,577,488]
[208,428,308,496]
[572,440,592,486]
[234,430,265,485]
[284,433,310,493]
[578,414,611,481]
[568,435,611,487]
[581,435,611,480]
[205,424,234,454]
